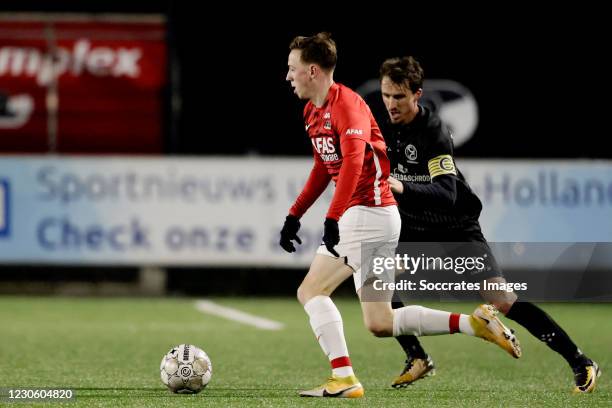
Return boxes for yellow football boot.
[471,304,522,358]
[299,374,364,398]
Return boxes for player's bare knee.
[297,284,314,305]
[362,306,394,337]
[297,281,329,305]
[365,320,392,337]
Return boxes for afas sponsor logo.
[312,137,339,161]
[345,128,363,135]
[312,137,336,154]
[0,39,142,86]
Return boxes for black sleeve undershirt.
[397,174,457,210]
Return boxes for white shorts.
[316,205,401,291]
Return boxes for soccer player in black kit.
[378,56,600,393]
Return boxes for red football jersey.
[290,83,396,220]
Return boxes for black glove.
[323,218,340,257]
[279,215,302,253]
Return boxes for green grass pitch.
[0,297,610,407]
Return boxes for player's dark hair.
[289,32,337,71]
[379,56,424,93]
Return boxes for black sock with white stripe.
[505,302,589,368]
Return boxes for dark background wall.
[3,2,610,158]
[170,6,610,158]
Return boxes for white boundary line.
[194,300,284,331]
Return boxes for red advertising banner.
[0,14,166,153]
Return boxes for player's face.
[286,49,312,100]
[381,76,422,125]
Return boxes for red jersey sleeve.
[326,105,371,220]
[334,105,371,143]
[326,137,366,220]
[289,155,331,218]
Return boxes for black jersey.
[382,105,483,235]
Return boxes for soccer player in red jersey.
[280,33,521,398]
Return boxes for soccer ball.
[160,344,212,393]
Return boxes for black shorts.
[397,224,503,282]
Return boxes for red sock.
[449,313,461,334]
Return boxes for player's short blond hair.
[289,32,337,71]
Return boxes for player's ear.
[414,88,423,101]
[309,64,318,78]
